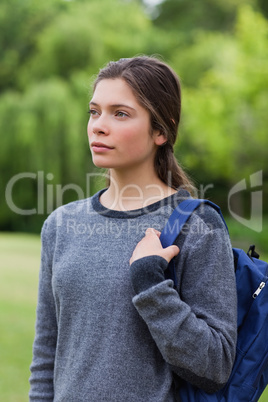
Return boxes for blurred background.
[0,0,267,400]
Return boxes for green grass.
[0,233,40,401]
[0,232,267,401]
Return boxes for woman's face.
[87,78,165,172]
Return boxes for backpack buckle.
[247,245,260,260]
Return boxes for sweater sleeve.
[29,219,57,401]
[130,210,237,394]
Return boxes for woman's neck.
[100,168,177,211]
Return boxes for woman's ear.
[154,131,167,146]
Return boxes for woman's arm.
[129,208,237,393]
[29,220,57,401]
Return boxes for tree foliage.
[174,6,268,181]
[0,0,67,92]
[154,0,257,33]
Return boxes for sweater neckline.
[91,188,190,219]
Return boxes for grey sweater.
[29,189,237,401]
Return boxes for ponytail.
[155,145,196,195]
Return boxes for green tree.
[154,0,258,34]
[173,6,268,208]
[1,77,90,231]
[0,0,67,92]
[19,0,172,87]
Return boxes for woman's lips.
[91,142,114,153]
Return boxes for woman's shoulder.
[170,191,227,234]
[40,193,99,237]
[170,198,229,255]
[190,202,226,232]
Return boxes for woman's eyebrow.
[89,101,136,111]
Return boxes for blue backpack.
[160,198,268,402]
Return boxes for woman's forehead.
[91,78,142,110]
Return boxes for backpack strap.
[160,198,228,287]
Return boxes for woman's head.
[94,56,180,146]
[93,56,194,192]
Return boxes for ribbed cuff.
[130,255,168,294]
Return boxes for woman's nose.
[91,115,109,135]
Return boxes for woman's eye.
[88,109,98,116]
[116,111,128,118]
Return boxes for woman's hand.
[129,228,180,265]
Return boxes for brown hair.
[93,56,195,193]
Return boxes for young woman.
[29,56,237,401]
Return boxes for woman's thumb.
[162,245,180,263]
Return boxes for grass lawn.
[0,231,267,401]
[0,232,40,401]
